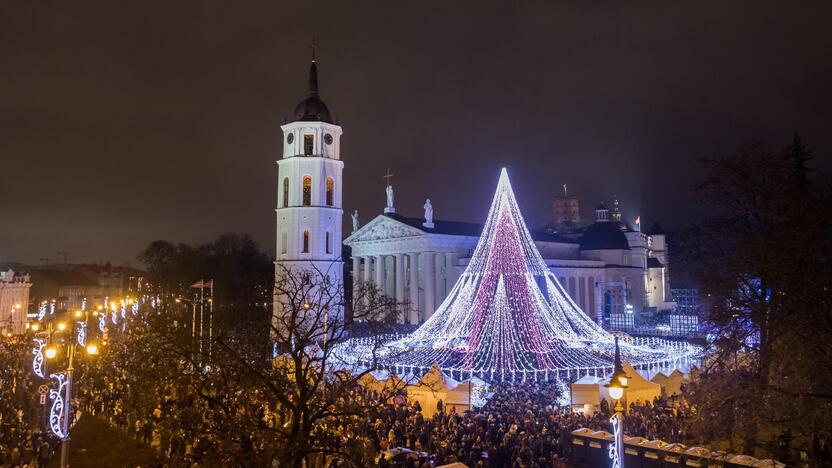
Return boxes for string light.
[77,322,87,348]
[32,338,45,379]
[335,169,699,380]
[48,373,67,438]
[609,413,622,468]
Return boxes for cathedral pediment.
[345,215,425,244]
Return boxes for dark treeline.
[677,134,832,461]
[137,233,274,330]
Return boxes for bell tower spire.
[308,37,319,97]
[275,52,345,321]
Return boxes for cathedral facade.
[345,200,675,326]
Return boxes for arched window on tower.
[302,176,312,206]
[326,177,334,206]
[325,231,332,254]
[282,178,289,208]
[304,135,314,155]
[303,230,310,253]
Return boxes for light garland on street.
[32,338,45,379]
[49,372,68,438]
[77,322,87,348]
[335,169,699,381]
[609,414,622,468]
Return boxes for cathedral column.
[594,279,604,323]
[362,256,372,286]
[408,252,419,324]
[434,253,446,305]
[444,252,458,293]
[395,254,405,305]
[375,255,386,292]
[352,256,361,302]
[424,252,436,320]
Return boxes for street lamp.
[42,310,101,468]
[605,336,629,468]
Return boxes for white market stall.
[570,362,662,414]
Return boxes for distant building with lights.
[28,264,141,312]
[0,269,32,335]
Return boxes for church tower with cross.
[275,52,344,306]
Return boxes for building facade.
[28,265,138,313]
[0,269,32,335]
[346,199,675,325]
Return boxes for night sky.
[2,1,830,266]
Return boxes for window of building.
[281,231,287,254]
[325,232,332,254]
[326,177,334,206]
[304,135,314,155]
[302,176,311,206]
[303,230,310,253]
[282,178,289,208]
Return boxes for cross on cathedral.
[383,168,394,186]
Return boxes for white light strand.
[32,338,45,379]
[609,414,622,468]
[48,373,67,439]
[77,322,86,348]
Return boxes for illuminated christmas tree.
[339,169,697,381]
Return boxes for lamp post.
[605,336,629,468]
[40,310,101,468]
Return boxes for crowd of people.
[3,323,703,468]
[7,321,808,467]
[361,382,695,467]
[0,337,56,468]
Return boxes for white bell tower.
[275,55,344,311]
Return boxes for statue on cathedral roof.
[423,199,434,228]
[384,184,395,213]
[351,210,359,233]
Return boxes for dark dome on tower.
[579,221,631,250]
[293,60,333,123]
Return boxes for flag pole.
[209,280,214,361]
[199,280,204,358]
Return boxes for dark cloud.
[2,0,830,265]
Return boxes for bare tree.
[220,263,408,466]
[678,140,832,459]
